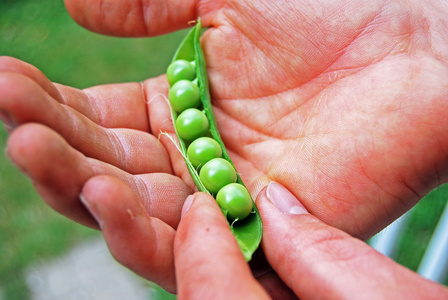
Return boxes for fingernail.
[0,109,16,129]
[79,193,104,228]
[266,182,308,215]
[181,194,195,218]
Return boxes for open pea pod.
[167,19,262,261]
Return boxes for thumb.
[257,182,448,300]
[174,192,269,299]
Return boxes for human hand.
[0,56,195,291]
[175,183,448,299]
[64,0,448,239]
[2,0,448,293]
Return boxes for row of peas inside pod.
[167,59,253,221]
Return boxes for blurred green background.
[0,0,447,299]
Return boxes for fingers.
[174,192,269,299]
[0,56,63,102]
[258,182,448,300]
[0,72,171,175]
[64,0,209,37]
[81,175,177,292]
[6,123,192,228]
[0,56,151,131]
[6,123,100,228]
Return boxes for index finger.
[174,192,269,299]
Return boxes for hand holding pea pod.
[174,184,448,299]
[2,0,448,295]
[166,20,262,261]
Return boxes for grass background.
[0,0,447,299]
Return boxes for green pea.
[175,108,209,141]
[199,158,237,194]
[167,19,262,262]
[169,80,201,113]
[187,137,222,168]
[166,59,196,86]
[216,183,253,221]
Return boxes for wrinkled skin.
[1,0,448,294]
[174,188,448,299]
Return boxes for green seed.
[167,19,262,262]
[169,80,201,113]
[199,158,237,194]
[187,137,222,168]
[216,183,253,221]
[175,108,209,141]
[166,59,196,86]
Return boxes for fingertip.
[81,175,133,208]
[6,123,87,190]
[79,193,103,229]
[80,175,148,231]
[5,123,37,169]
[0,109,16,132]
[265,181,309,215]
[0,56,63,101]
[180,194,195,218]
[4,123,101,229]
[0,72,41,122]
[80,175,133,228]
[174,191,242,266]
[175,192,268,299]
[176,192,228,236]
[256,182,313,238]
[81,175,177,291]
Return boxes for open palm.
[1,0,448,293]
[204,0,448,239]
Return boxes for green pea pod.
[168,19,262,261]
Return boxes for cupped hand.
[174,184,448,299]
[2,0,448,293]
[66,0,448,238]
[0,57,193,291]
